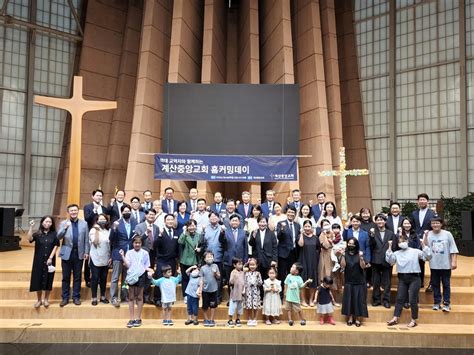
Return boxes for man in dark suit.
[210,191,227,215]
[108,204,137,307]
[249,217,277,282]
[412,193,438,289]
[162,186,179,214]
[369,214,397,308]
[141,190,153,213]
[236,191,253,219]
[261,189,276,219]
[83,189,106,288]
[153,213,179,306]
[276,206,299,296]
[135,208,160,303]
[130,196,145,223]
[311,191,326,222]
[57,204,90,306]
[108,190,126,224]
[186,187,199,213]
[386,202,404,233]
[285,189,303,213]
[222,214,248,294]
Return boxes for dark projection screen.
[163,84,300,155]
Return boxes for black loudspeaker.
[0,207,20,252]
[461,211,474,241]
[0,208,15,237]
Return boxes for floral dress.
[244,270,263,309]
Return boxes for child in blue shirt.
[151,265,182,326]
[184,265,201,325]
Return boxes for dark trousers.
[180,263,192,297]
[278,250,296,300]
[84,258,91,284]
[366,266,372,286]
[221,264,233,299]
[61,250,84,300]
[394,273,420,319]
[372,263,391,304]
[90,260,108,299]
[154,258,177,302]
[431,269,451,305]
[143,249,156,301]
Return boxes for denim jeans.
[431,269,451,305]
[186,295,199,316]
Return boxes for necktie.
[289,223,295,246]
[125,222,131,238]
[168,200,172,213]
[244,204,248,216]
[233,229,238,242]
[269,202,273,211]
[192,200,196,211]
[217,203,221,211]
[169,228,173,239]
[135,211,139,221]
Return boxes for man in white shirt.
[187,188,199,213]
[192,198,210,231]
[386,202,403,233]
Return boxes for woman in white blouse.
[89,213,111,306]
[268,202,286,232]
[297,204,317,233]
[317,201,342,229]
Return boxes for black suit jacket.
[83,202,109,229]
[369,229,396,267]
[153,227,179,260]
[108,201,124,224]
[386,215,404,233]
[276,220,300,259]
[249,229,277,269]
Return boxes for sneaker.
[425,285,433,293]
[265,320,272,325]
[111,298,120,308]
[193,320,199,325]
[184,296,187,304]
[442,304,451,312]
[254,320,258,326]
[227,320,235,327]
[300,319,306,326]
[432,304,440,311]
[289,320,294,326]
[185,319,193,325]
[203,320,210,327]
[168,319,174,326]
[127,320,135,328]
[209,320,215,327]
[235,319,242,327]
[134,319,142,327]
[162,319,168,326]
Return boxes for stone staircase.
[0,247,473,348]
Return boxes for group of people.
[28,188,459,329]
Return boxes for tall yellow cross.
[318,147,369,220]
[35,76,117,205]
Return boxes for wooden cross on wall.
[35,76,117,205]
[318,147,369,220]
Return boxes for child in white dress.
[262,267,282,325]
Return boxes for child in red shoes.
[314,276,336,325]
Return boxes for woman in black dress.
[341,237,369,326]
[28,216,59,308]
[297,220,320,307]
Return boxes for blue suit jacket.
[237,203,254,219]
[311,204,324,222]
[412,209,437,238]
[109,218,138,261]
[162,199,179,214]
[343,227,371,263]
[223,228,248,265]
[260,201,275,219]
[210,202,227,214]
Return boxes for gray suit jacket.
[57,219,90,260]
[134,221,159,252]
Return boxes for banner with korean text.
[154,154,298,182]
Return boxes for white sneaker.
[183,296,187,304]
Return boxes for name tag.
[173,236,178,239]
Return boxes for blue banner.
[154,154,297,182]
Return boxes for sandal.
[355,320,361,327]
[407,320,417,328]
[43,299,50,308]
[301,302,309,307]
[265,320,271,325]
[272,319,281,324]
[386,319,398,326]
[34,300,42,309]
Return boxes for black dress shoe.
[73,299,81,306]
[155,301,162,307]
[86,282,91,288]
[403,303,410,309]
[60,299,69,307]
[383,302,391,309]
[425,285,433,293]
[92,300,98,306]
[100,298,110,304]
[372,302,381,307]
